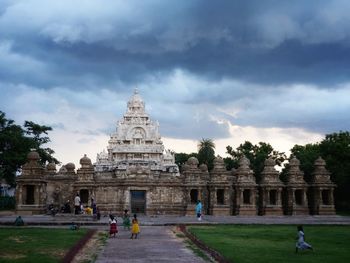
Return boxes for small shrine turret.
[284,156,309,215]
[232,156,257,215]
[259,157,284,215]
[309,157,336,215]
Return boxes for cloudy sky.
[1,0,349,166]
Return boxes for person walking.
[91,198,97,219]
[130,214,140,239]
[195,200,202,221]
[123,209,131,230]
[74,193,81,215]
[296,225,313,253]
[109,215,118,238]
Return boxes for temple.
[15,90,336,216]
[95,89,178,174]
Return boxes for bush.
[0,196,16,210]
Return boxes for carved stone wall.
[16,151,47,215]
[232,156,258,215]
[16,152,338,216]
[284,156,309,215]
[208,157,232,216]
[308,157,336,215]
[259,157,284,215]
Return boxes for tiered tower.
[95,89,178,174]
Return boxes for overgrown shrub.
[0,196,16,210]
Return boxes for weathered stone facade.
[259,157,284,215]
[15,91,336,216]
[284,156,309,215]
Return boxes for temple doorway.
[130,190,146,214]
[25,185,35,205]
[79,189,89,204]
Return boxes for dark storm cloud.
[1,0,350,88]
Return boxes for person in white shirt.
[74,193,81,215]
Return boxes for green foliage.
[289,143,321,182]
[223,156,236,171]
[288,131,350,211]
[0,196,15,210]
[189,225,350,263]
[175,152,198,166]
[0,111,59,186]
[197,138,215,171]
[226,141,286,182]
[175,152,198,172]
[320,132,350,210]
[0,227,88,262]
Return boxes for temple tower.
[258,157,284,215]
[95,89,178,174]
[208,157,232,215]
[232,156,257,215]
[16,151,47,214]
[284,156,309,215]
[309,157,336,215]
[182,157,209,216]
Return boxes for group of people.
[73,194,100,219]
[109,209,140,239]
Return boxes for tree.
[174,152,198,166]
[174,152,198,173]
[197,138,215,171]
[226,141,286,183]
[0,111,58,186]
[286,143,321,183]
[0,112,32,185]
[320,132,350,210]
[24,121,58,165]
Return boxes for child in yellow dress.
[130,214,140,239]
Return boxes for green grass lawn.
[0,227,89,263]
[188,225,350,263]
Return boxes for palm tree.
[197,138,215,170]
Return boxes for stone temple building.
[16,90,336,216]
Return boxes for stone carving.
[311,157,332,184]
[259,157,284,215]
[286,156,305,184]
[236,156,256,184]
[308,156,336,215]
[260,157,282,184]
[284,156,309,215]
[95,89,179,175]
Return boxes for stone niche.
[208,157,232,216]
[284,156,309,215]
[16,151,47,215]
[308,157,336,215]
[182,157,209,216]
[259,157,284,215]
[232,156,257,215]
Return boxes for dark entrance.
[26,185,35,205]
[80,189,89,204]
[131,190,146,214]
